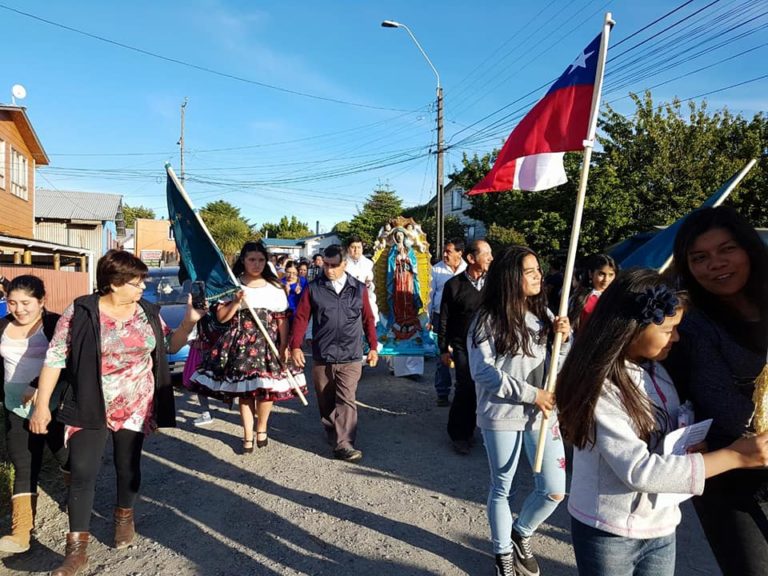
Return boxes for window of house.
[10,147,28,200]
[466,225,476,241]
[451,187,464,211]
[0,138,5,190]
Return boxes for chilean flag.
[470,33,602,195]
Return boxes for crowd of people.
[0,205,767,576]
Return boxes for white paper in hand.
[655,419,712,509]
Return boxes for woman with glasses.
[29,250,202,576]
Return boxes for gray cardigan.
[468,310,569,431]
[568,362,706,539]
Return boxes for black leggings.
[4,409,68,495]
[694,470,768,575]
[67,427,145,532]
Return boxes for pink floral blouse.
[45,304,171,437]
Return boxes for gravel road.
[1,358,720,575]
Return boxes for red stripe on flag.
[469,84,594,195]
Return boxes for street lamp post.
[382,20,444,256]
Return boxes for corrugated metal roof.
[35,189,122,221]
[261,238,301,247]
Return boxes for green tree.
[485,223,526,253]
[259,216,313,239]
[344,187,404,247]
[402,200,466,253]
[332,220,350,235]
[123,204,155,228]
[199,200,248,225]
[198,200,253,259]
[599,92,768,232]
[452,92,768,259]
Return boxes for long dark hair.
[672,206,768,327]
[557,268,684,450]
[232,241,281,289]
[568,253,619,331]
[472,245,551,357]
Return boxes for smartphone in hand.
[190,281,207,310]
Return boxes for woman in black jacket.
[29,250,202,576]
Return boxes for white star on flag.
[567,49,595,75]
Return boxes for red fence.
[0,265,90,314]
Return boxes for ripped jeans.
[481,423,566,555]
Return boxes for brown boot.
[113,507,135,549]
[0,493,36,553]
[51,532,89,576]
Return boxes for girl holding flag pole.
[468,246,570,576]
[190,241,307,454]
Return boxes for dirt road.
[1,359,719,575]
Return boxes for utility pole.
[179,97,188,182]
[381,20,444,259]
[436,87,444,256]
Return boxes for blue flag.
[165,164,238,300]
[619,160,756,270]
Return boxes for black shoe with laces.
[495,552,516,576]
[511,529,540,576]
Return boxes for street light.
[382,19,444,256]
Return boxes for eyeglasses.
[126,280,146,289]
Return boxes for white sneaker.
[193,412,213,426]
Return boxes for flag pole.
[166,165,308,406]
[533,12,614,473]
[657,158,757,274]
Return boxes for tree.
[199,200,248,225]
[332,221,350,235]
[402,201,466,253]
[485,223,527,253]
[198,200,253,260]
[123,204,155,228]
[259,216,313,239]
[451,92,768,260]
[344,187,404,248]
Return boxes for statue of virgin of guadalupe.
[386,228,423,339]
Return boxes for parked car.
[143,267,193,376]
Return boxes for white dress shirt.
[428,260,467,316]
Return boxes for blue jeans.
[571,518,676,576]
[432,313,452,398]
[481,424,566,555]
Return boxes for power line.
[0,3,415,112]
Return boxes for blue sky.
[4,0,767,233]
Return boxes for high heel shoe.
[242,438,254,454]
[256,432,269,449]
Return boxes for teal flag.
[620,160,756,270]
[165,164,238,300]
